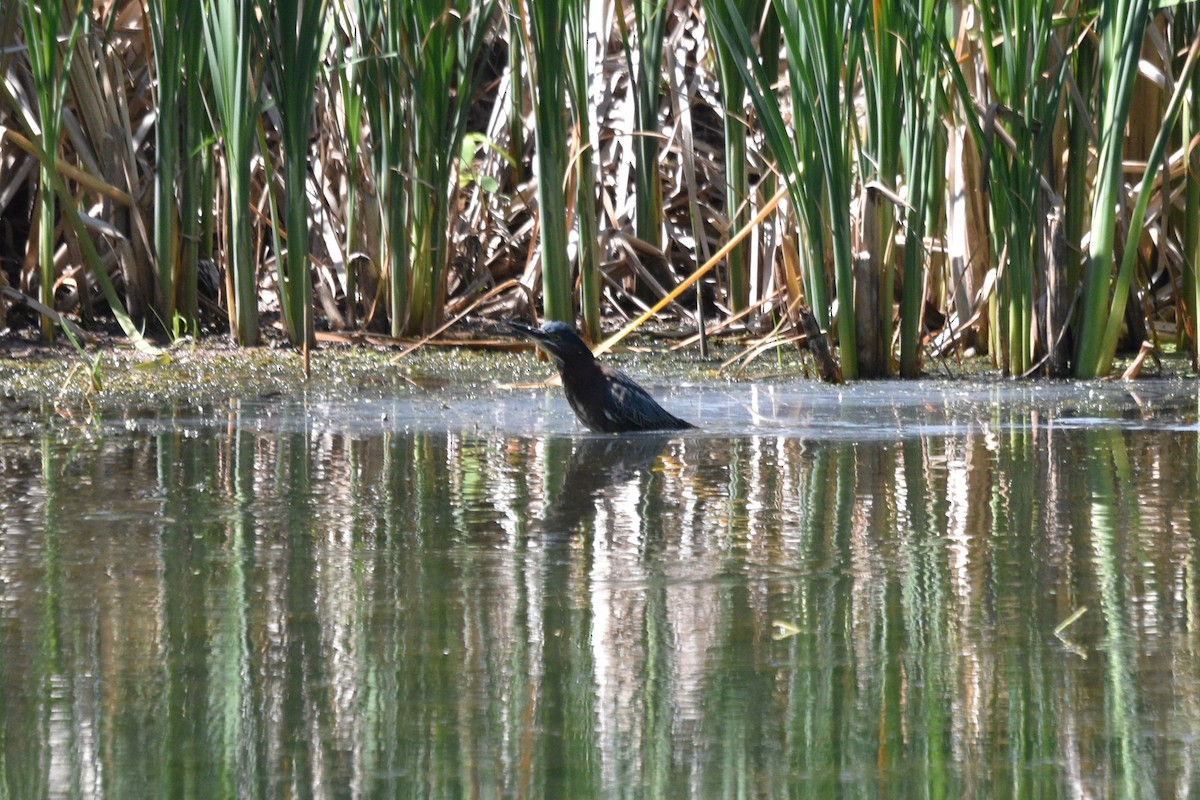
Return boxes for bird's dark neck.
[556,351,609,428]
[557,350,602,383]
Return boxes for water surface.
[2,379,1199,798]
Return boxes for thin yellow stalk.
[596,185,788,355]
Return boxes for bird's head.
[506,320,595,370]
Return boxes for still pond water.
[2,378,1200,798]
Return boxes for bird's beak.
[504,321,553,354]
[501,319,549,345]
[503,321,540,339]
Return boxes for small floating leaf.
[771,620,802,640]
[133,353,173,371]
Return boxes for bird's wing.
[602,367,689,431]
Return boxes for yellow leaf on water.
[133,353,173,371]
[771,620,802,641]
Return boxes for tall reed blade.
[1094,36,1200,373]
[858,0,901,375]
[522,0,573,323]
[1062,32,1094,334]
[776,0,859,378]
[266,0,331,346]
[973,0,1067,376]
[332,8,365,331]
[19,0,84,341]
[706,0,831,353]
[895,0,943,377]
[619,0,669,250]
[855,0,943,376]
[178,0,213,335]
[415,0,496,335]
[350,0,403,334]
[701,0,765,314]
[147,0,181,329]
[1185,10,1200,365]
[203,0,261,345]
[566,0,603,340]
[357,0,497,335]
[1074,0,1152,377]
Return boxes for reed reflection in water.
[1,390,1199,797]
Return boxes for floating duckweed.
[3,340,1193,424]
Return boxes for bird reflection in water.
[540,434,677,534]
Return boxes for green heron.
[507,320,696,434]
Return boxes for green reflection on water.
[1,401,1199,798]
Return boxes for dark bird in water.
[507,320,696,434]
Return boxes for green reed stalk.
[408,0,495,335]
[894,0,942,377]
[335,37,365,330]
[756,4,780,197]
[701,0,765,314]
[1187,104,1200,365]
[203,0,260,345]
[566,0,602,340]
[1094,39,1200,372]
[1180,9,1200,365]
[0,0,8,333]
[858,0,901,375]
[857,0,945,375]
[357,0,496,335]
[147,0,186,330]
[1074,0,1152,377]
[776,0,859,378]
[145,0,206,336]
[707,0,831,350]
[1063,33,1094,303]
[19,0,84,341]
[505,12,526,187]
[976,0,1066,376]
[523,0,573,323]
[619,0,668,250]
[349,0,401,334]
[177,16,212,335]
[265,0,330,346]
